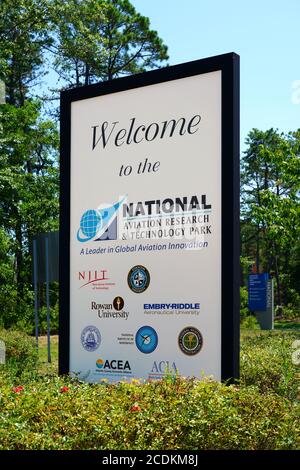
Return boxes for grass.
[37,335,58,376]
[275,320,300,330]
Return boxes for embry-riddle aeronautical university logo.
[77,196,126,242]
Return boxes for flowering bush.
[0,329,38,377]
[0,372,299,450]
[0,330,298,450]
[130,402,142,412]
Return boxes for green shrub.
[0,330,299,450]
[240,286,261,328]
[240,285,250,320]
[240,331,300,400]
[241,314,260,329]
[0,329,38,377]
[0,285,34,331]
[38,304,59,335]
[0,374,298,450]
[276,304,300,320]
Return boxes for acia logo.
[151,361,178,374]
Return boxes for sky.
[131,0,300,149]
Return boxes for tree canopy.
[49,0,169,86]
[0,0,169,331]
[0,1,299,331]
[241,128,300,315]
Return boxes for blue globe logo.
[77,210,102,242]
[76,196,127,243]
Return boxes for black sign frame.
[59,52,240,382]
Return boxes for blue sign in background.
[248,273,269,311]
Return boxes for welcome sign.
[59,53,240,382]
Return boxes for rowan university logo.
[113,296,124,311]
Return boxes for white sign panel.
[60,54,240,383]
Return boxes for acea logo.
[77,196,126,242]
[80,326,101,352]
[178,326,203,355]
[96,358,131,373]
[135,326,158,354]
[128,265,150,293]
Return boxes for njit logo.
[77,196,126,242]
[77,269,115,290]
[95,358,131,374]
[149,360,178,379]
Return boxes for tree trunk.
[283,251,289,306]
[15,220,23,298]
[75,61,80,87]
[256,228,260,272]
[85,64,90,86]
[273,242,282,317]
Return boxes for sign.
[33,231,59,283]
[248,273,269,311]
[255,279,274,330]
[59,53,240,382]
[0,340,5,365]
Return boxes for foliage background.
[0,1,299,329]
[0,0,169,332]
